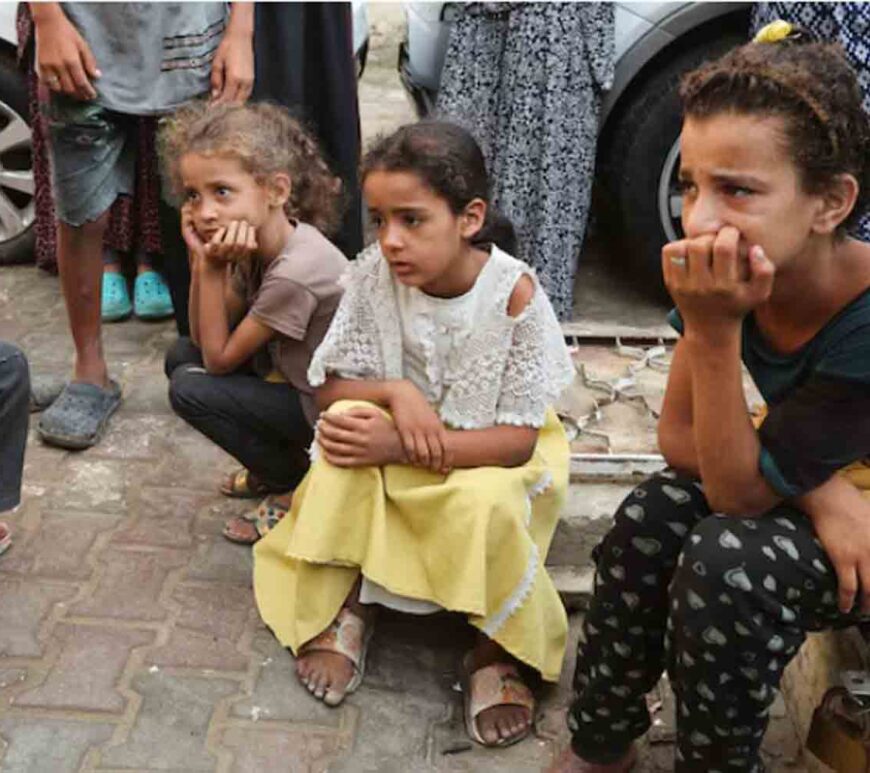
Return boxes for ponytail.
[472,207,517,255]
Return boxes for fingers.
[859,563,870,615]
[748,244,775,300]
[686,234,715,279]
[210,55,226,101]
[427,431,444,473]
[67,55,97,100]
[80,42,101,81]
[711,226,740,285]
[661,240,688,289]
[836,563,858,614]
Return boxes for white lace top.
[308,243,575,428]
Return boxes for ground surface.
[0,5,807,771]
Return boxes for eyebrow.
[679,169,767,187]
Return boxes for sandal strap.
[468,661,535,720]
[299,607,367,673]
[252,497,288,536]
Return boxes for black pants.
[0,342,30,512]
[570,471,859,772]
[165,338,313,490]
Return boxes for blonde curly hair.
[159,101,342,236]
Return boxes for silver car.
[399,2,753,294]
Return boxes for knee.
[0,343,30,405]
[164,337,201,379]
[324,399,389,419]
[168,364,208,418]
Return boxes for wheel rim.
[657,135,683,244]
[0,99,34,244]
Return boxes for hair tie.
[754,20,815,45]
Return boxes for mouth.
[388,261,415,275]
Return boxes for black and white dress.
[436,2,615,320]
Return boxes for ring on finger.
[669,255,687,268]
[46,76,60,88]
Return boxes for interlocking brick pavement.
[0,263,809,772]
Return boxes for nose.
[381,222,404,252]
[682,189,724,238]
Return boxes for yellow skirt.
[253,401,571,682]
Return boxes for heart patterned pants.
[568,471,862,771]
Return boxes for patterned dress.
[436,3,615,320]
[752,2,870,242]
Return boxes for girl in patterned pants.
[551,24,870,773]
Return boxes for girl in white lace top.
[254,122,576,748]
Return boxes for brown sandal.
[462,654,535,748]
[222,496,289,545]
[220,469,285,499]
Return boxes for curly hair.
[680,38,870,233]
[159,101,342,236]
[361,121,517,254]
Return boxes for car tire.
[0,52,35,266]
[597,30,746,299]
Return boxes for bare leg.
[57,214,111,387]
[546,746,637,773]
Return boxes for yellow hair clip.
[754,20,795,44]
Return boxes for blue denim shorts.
[46,95,137,227]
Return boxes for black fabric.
[165,338,312,490]
[758,373,870,496]
[0,343,30,512]
[252,2,363,259]
[157,198,190,336]
[569,472,859,772]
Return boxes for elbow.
[314,381,337,412]
[202,352,233,376]
[507,431,538,467]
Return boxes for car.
[0,2,370,267]
[399,2,753,296]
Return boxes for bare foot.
[296,597,373,707]
[546,745,637,773]
[467,638,533,746]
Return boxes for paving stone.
[187,538,253,587]
[0,578,76,658]
[112,487,210,550]
[120,365,176,415]
[14,623,154,713]
[87,414,176,461]
[0,670,26,690]
[231,630,346,727]
[48,459,129,514]
[221,726,347,773]
[100,671,237,770]
[0,512,117,580]
[328,686,448,773]
[148,584,254,672]
[141,422,236,492]
[70,548,189,622]
[0,718,114,773]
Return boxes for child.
[160,102,348,543]
[254,122,576,747]
[551,26,870,773]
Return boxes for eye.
[402,213,422,227]
[676,179,697,196]
[215,186,231,198]
[722,184,754,198]
[184,189,200,203]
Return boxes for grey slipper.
[37,380,122,450]
[29,374,67,413]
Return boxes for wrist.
[226,3,254,38]
[683,319,742,351]
[30,3,64,25]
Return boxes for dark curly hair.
[159,101,342,236]
[680,38,870,234]
[361,121,517,254]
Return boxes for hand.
[663,226,775,336]
[388,381,452,472]
[210,29,254,104]
[203,220,258,267]
[32,6,100,100]
[317,407,407,468]
[811,501,870,614]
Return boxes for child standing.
[160,102,348,543]
[254,122,576,748]
[552,28,870,773]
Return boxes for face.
[363,169,479,290]
[179,152,277,241]
[678,113,826,268]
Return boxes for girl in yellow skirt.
[254,121,575,747]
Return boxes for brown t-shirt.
[232,222,348,424]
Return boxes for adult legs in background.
[0,343,30,556]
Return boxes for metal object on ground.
[806,685,870,772]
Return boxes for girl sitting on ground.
[551,24,870,773]
[159,102,348,544]
[254,121,576,747]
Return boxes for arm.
[196,260,274,374]
[662,227,779,516]
[799,475,870,614]
[30,3,99,100]
[657,339,700,476]
[211,2,255,104]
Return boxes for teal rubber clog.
[134,270,174,320]
[101,271,132,322]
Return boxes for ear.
[266,172,292,209]
[811,173,859,235]
[459,198,487,240]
